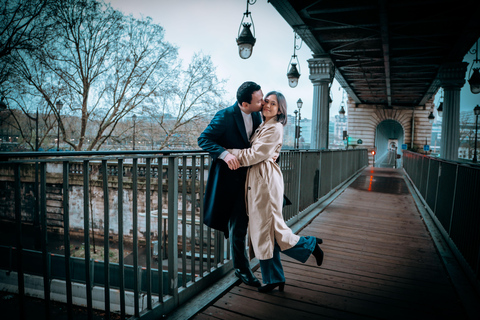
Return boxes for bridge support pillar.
[308,55,334,149]
[438,62,468,161]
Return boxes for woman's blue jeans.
[259,236,317,284]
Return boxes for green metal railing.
[403,151,480,292]
[0,148,368,319]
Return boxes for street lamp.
[339,105,346,118]
[55,100,63,151]
[437,88,443,117]
[428,111,435,124]
[132,114,137,150]
[294,110,298,149]
[295,99,303,148]
[473,105,480,163]
[468,40,480,94]
[286,32,302,88]
[437,102,443,117]
[236,0,256,59]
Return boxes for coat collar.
[259,116,279,128]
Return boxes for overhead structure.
[269,0,480,108]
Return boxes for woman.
[227,91,324,293]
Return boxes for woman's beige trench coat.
[229,117,300,260]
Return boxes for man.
[198,81,263,287]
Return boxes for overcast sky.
[108,0,479,120]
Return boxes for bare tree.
[143,53,227,150]
[2,0,226,151]
[0,0,55,87]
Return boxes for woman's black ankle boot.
[258,282,285,293]
[312,244,324,266]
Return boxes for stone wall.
[0,161,202,241]
[347,97,435,165]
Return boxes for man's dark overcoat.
[197,103,262,237]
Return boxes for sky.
[107,0,479,120]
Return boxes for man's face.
[243,90,264,114]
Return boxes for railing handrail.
[0,149,207,161]
[0,148,367,163]
[403,150,480,167]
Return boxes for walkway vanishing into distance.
[174,167,480,320]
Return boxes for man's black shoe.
[235,269,261,287]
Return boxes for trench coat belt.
[244,158,276,217]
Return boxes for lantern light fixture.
[339,89,346,118]
[468,39,480,94]
[236,0,257,59]
[296,98,303,109]
[437,88,443,117]
[293,99,303,149]
[287,31,302,88]
[428,111,435,124]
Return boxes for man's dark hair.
[236,81,261,105]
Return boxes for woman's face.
[262,94,280,121]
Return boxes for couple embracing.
[198,81,324,293]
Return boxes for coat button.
[248,186,251,190]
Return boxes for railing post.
[83,160,93,320]
[181,156,187,287]
[167,156,179,304]
[63,161,73,320]
[448,164,459,235]
[295,151,302,217]
[101,160,110,319]
[132,158,139,318]
[191,155,197,281]
[40,162,50,319]
[145,157,152,310]
[200,156,206,275]
[14,163,25,320]
[157,156,164,303]
[117,158,126,319]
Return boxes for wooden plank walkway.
[189,167,473,320]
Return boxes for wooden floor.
[191,167,469,320]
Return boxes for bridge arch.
[375,119,404,167]
[347,98,435,166]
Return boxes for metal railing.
[403,151,480,292]
[0,148,368,319]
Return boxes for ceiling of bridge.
[270,0,480,107]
